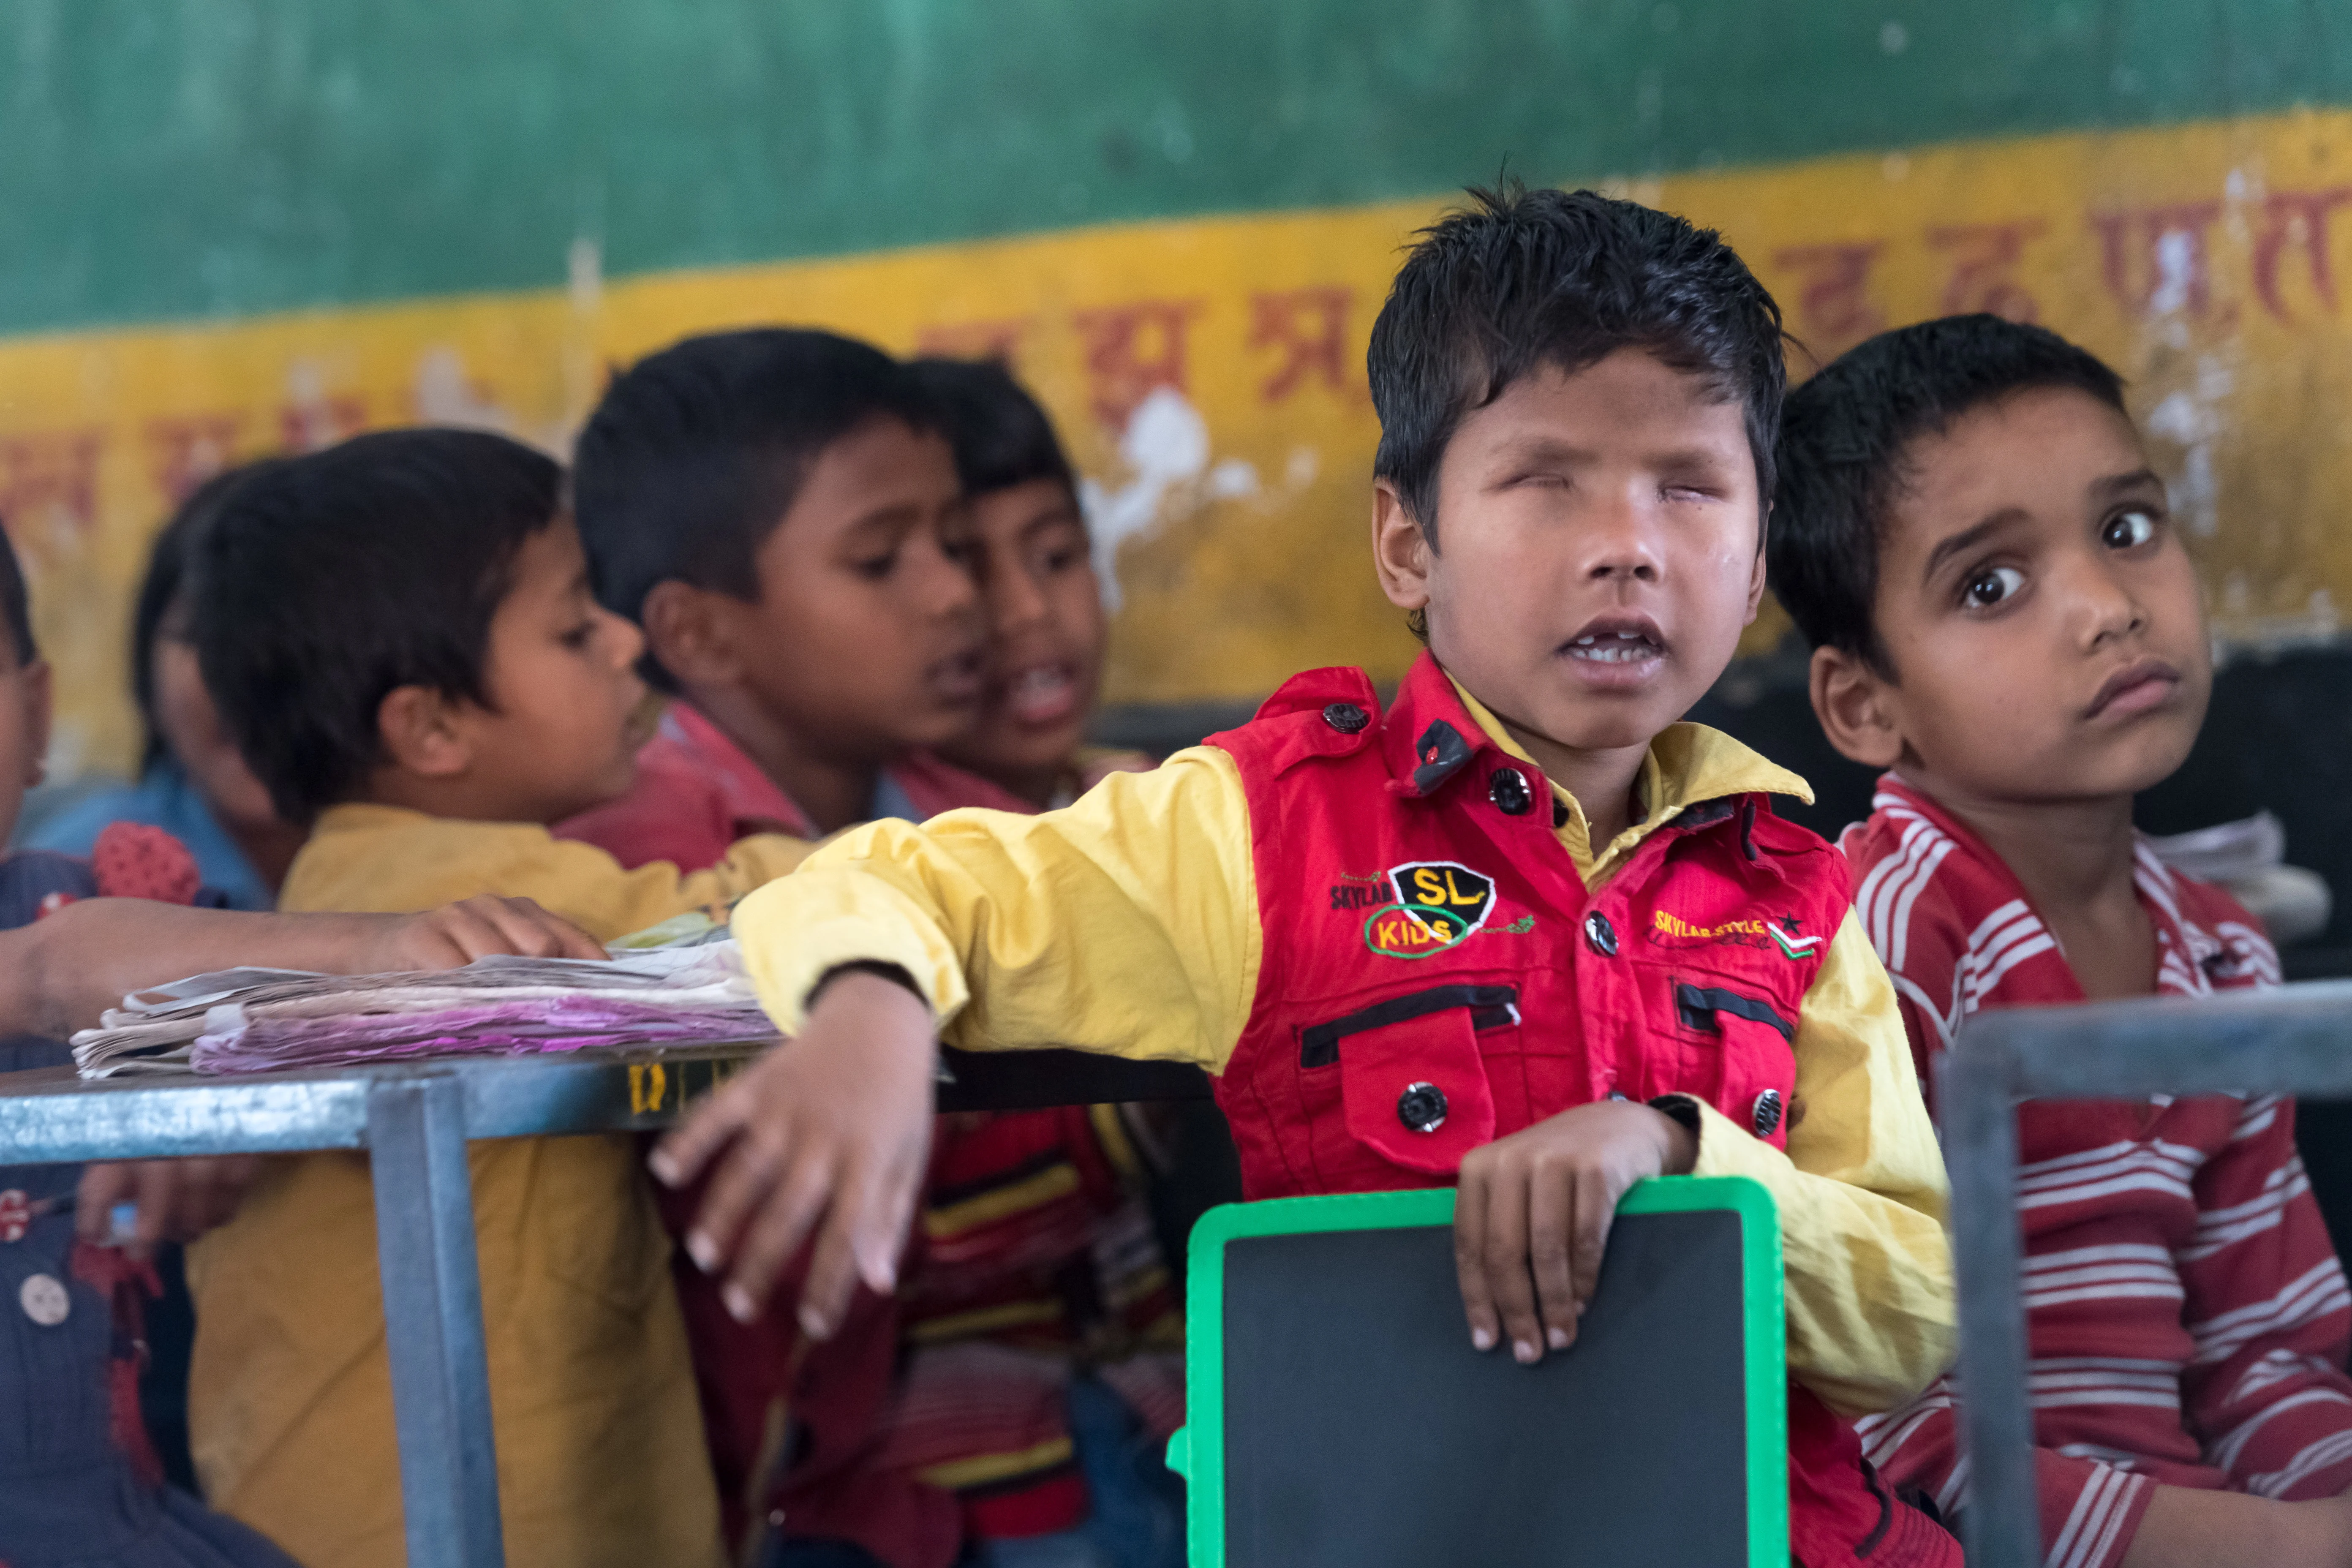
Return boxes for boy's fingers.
[1453,1169,1500,1352]
[75,1162,133,1240]
[722,1147,843,1329]
[1569,1171,1618,1315]
[652,1081,754,1192]
[683,1122,787,1271]
[1481,1168,1544,1365]
[1527,1165,1580,1352]
[481,897,604,962]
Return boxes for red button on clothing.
[0,1189,27,1244]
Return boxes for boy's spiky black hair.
[1369,180,1788,548]
[1768,313,2129,674]
[572,327,939,691]
[905,356,1076,501]
[191,429,563,825]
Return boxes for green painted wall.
[3,0,2349,335]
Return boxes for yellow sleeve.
[732,746,1259,1069]
[282,810,813,943]
[1682,906,1956,1416]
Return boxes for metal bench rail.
[1944,980,2352,1568]
[0,1043,1209,1568]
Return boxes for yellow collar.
[1444,671,1814,884]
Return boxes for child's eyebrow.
[1922,511,2025,583]
[2090,467,2165,501]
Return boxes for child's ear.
[1808,645,1905,770]
[1371,480,1434,618]
[1743,506,1771,625]
[641,581,744,691]
[21,659,50,787]
[376,684,475,780]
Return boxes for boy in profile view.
[658,185,1963,1567]
[182,429,811,1568]
[569,334,1180,1568]
[1772,315,2352,1568]
[906,356,1153,808]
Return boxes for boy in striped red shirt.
[1771,313,2352,1568]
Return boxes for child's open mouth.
[1003,664,1081,726]
[1566,631,1664,665]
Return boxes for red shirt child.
[1846,776,2352,1568]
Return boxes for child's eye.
[560,621,597,650]
[1963,565,2025,609]
[2102,508,2159,550]
[853,553,898,581]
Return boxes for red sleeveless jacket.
[1204,656,1957,1567]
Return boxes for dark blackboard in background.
[1169,1181,1785,1567]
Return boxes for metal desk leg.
[1940,1047,2040,1568]
[368,1075,506,1568]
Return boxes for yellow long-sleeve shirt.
[733,693,1956,1418]
[188,806,808,1568]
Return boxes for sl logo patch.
[1364,861,1498,958]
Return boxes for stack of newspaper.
[71,932,779,1079]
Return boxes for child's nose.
[2067,552,2147,648]
[1583,489,1664,582]
[604,609,647,670]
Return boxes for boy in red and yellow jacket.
[660,184,1960,1566]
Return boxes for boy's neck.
[1488,713,1649,850]
[1911,775,2141,913]
[1902,770,2155,999]
[683,689,887,838]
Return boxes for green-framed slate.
[1166,1176,1786,1566]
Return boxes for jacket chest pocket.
[1296,984,1514,1180]
[1670,979,1800,1150]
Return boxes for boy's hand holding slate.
[653,967,936,1335]
[1454,1098,1697,1363]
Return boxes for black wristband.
[806,960,925,1012]
[1646,1094,1703,1137]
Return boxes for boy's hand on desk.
[649,968,936,1339]
[75,1155,266,1253]
[364,896,607,970]
[1454,1100,1698,1366]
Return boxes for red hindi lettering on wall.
[144,415,245,506]
[0,430,106,552]
[1071,299,1203,430]
[1927,222,2046,322]
[1772,244,1886,357]
[914,317,1034,365]
[1247,286,1354,403]
[2090,201,2224,320]
[2252,187,2352,321]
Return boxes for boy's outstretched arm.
[653,749,1261,1334]
[11,895,606,1252]
[2,893,605,1040]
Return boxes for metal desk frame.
[0,1044,1209,1568]
[1943,980,2352,1568]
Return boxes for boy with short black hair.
[1772,313,2352,1568]
[570,337,1177,1568]
[659,185,1962,1567]
[184,428,809,1568]
[0,511,606,1568]
[564,327,1026,872]
[905,356,1149,807]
